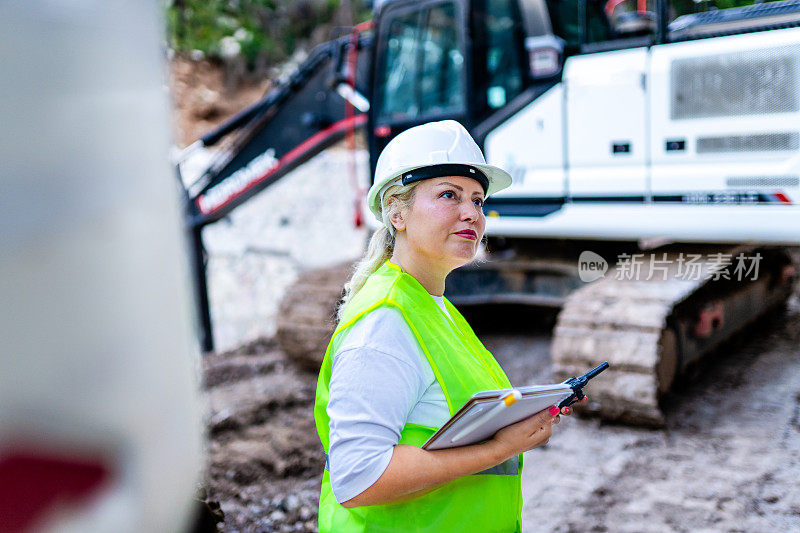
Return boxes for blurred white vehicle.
[0,2,203,531]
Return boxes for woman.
[314,120,578,532]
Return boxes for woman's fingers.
[498,395,591,452]
[516,410,555,439]
[530,420,553,447]
[493,406,568,456]
[529,410,556,435]
[559,395,589,415]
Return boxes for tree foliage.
[166,0,371,67]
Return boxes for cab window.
[546,0,614,51]
[377,2,466,122]
[473,0,527,113]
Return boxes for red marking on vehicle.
[196,114,368,216]
[604,0,627,16]
[694,302,725,338]
[374,125,391,137]
[354,20,374,32]
[346,24,368,230]
[0,450,111,532]
[774,191,792,204]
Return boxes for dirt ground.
[201,293,800,532]
[202,337,322,533]
[485,298,800,533]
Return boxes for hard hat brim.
[367,162,513,221]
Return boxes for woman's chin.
[446,245,478,267]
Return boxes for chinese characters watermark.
[578,251,761,282]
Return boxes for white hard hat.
[367,120,512,222]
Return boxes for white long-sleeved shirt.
[326,296,452,503]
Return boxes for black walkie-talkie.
[558,362,610,408]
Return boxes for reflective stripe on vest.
[314,261,523,533]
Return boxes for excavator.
[178,0,800,426]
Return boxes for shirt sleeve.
[326,308,429,503]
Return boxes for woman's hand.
[489,396,589,462]
[557,394,588,417]
[489,408,557,460]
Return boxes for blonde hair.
[338,181,419,321]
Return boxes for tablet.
[422,384,573,450]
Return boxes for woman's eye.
[474,198,485,208]
[440,190,456,199]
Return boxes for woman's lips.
[454,229,477,240]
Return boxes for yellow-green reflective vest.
[314,261,523,532]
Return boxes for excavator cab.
[369,0,533,165]
[366,0,652,173]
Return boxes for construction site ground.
[172,59,800,532]
[202,295,800,532]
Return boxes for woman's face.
[394,175,486,272]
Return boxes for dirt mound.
[202,345,322,532]
[169,56,271,148]
[276,262,353,372]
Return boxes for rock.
[284,494,301,512]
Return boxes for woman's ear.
[389,209,406,232]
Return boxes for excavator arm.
[176,25,373,351]
[180,28,372,227]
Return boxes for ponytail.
[337,181,419,321]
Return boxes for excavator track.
[552,246,797,426]
[275,247,797,427]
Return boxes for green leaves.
[165,0,369,67]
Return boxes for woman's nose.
[460,201,479,221]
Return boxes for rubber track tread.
[552,248,743,426]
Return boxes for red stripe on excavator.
[196,114,368,216]
[774,191,792,204]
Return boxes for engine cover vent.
[696,132,799,153]
[726,175,800,187]
[672,47,799,119]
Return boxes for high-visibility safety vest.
[314,261,523,532]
